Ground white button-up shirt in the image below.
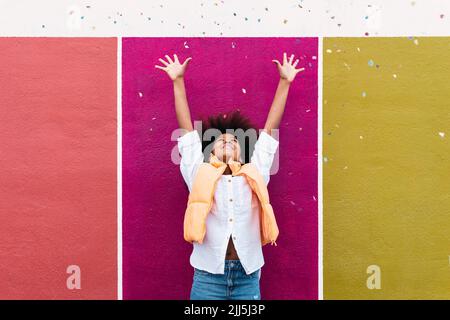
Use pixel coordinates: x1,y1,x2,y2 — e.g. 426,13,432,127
177,130,279,275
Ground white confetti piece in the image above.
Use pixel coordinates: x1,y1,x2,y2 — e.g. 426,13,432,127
438,132,445,138
183,41,189,48
242,88,246,94
138,92,143,98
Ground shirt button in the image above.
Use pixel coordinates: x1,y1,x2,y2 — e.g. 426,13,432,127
228,179,232,183
233,236,236,240
229,198,233,202
229,218,233,222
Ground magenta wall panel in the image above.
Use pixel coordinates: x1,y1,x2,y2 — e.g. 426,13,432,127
122,37,318,299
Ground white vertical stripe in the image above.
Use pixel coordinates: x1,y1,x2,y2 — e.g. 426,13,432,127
117,36,123,300
317,36,324,300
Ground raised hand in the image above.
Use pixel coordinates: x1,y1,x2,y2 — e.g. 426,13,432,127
272,52,305,83
155,54,192,81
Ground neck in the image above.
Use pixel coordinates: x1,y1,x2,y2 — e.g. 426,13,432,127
223,165,232,175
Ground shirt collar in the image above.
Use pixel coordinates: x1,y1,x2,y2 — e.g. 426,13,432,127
209,154,242,175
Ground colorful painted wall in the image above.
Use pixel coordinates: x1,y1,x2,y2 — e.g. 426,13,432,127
0,38,118,299
122,37,318,300
323,37,450,299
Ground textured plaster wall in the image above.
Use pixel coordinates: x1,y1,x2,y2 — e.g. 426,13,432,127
0,38,117,299
122,37,318,299
323,37,450,299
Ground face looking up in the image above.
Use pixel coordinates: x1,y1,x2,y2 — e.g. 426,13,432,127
211,133,242,164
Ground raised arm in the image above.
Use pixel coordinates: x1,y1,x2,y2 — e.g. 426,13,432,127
263,52,305,135
155,54,194,133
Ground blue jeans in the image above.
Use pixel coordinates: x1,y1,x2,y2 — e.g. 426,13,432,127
190,260,261,300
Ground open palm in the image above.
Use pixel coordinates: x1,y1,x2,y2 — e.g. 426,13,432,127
155,54,192,81
272,52,305,83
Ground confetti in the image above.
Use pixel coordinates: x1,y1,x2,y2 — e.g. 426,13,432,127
138,92,143,98
242,88,246,94
362,91,367,98
368,59,375,67
183,41,189,48
438,132,445,138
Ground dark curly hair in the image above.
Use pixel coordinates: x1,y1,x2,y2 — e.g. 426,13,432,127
198,110,258,163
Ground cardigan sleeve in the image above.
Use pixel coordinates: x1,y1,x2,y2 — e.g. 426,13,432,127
177,130,204,192
250,131,279,185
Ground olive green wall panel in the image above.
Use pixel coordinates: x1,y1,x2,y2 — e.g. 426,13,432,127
323,37,450,299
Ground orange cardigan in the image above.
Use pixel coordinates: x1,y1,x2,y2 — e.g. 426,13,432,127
183,154,279,246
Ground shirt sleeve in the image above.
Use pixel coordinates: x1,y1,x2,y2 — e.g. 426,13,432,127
177,130,204,192
250,131,279,185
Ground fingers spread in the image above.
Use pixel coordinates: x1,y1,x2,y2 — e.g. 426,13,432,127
296,67,305,73
292,59,299,68
183,57,192,65
158,58,169,66
154,65,166,70
283,52,287,64
165,54,174,64
289,54,294,64
173,54,180,63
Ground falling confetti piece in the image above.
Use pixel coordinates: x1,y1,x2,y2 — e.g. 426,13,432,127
368,59,375,67
360,135,364,139
362,91,367,98
290,201,296,206
152,117,156,120
231,42,236,48
183,41,189,48
324,157,328,162
312,56,317,60
138,92,143,98
344,166,348,170
357,47,361,52
313,196,317,201
393,74,397,79
414,39,419,45
438,132,445,138
326,49,332,53
242,88,246,94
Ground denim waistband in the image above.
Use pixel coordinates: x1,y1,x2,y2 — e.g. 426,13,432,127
224,259,244,270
